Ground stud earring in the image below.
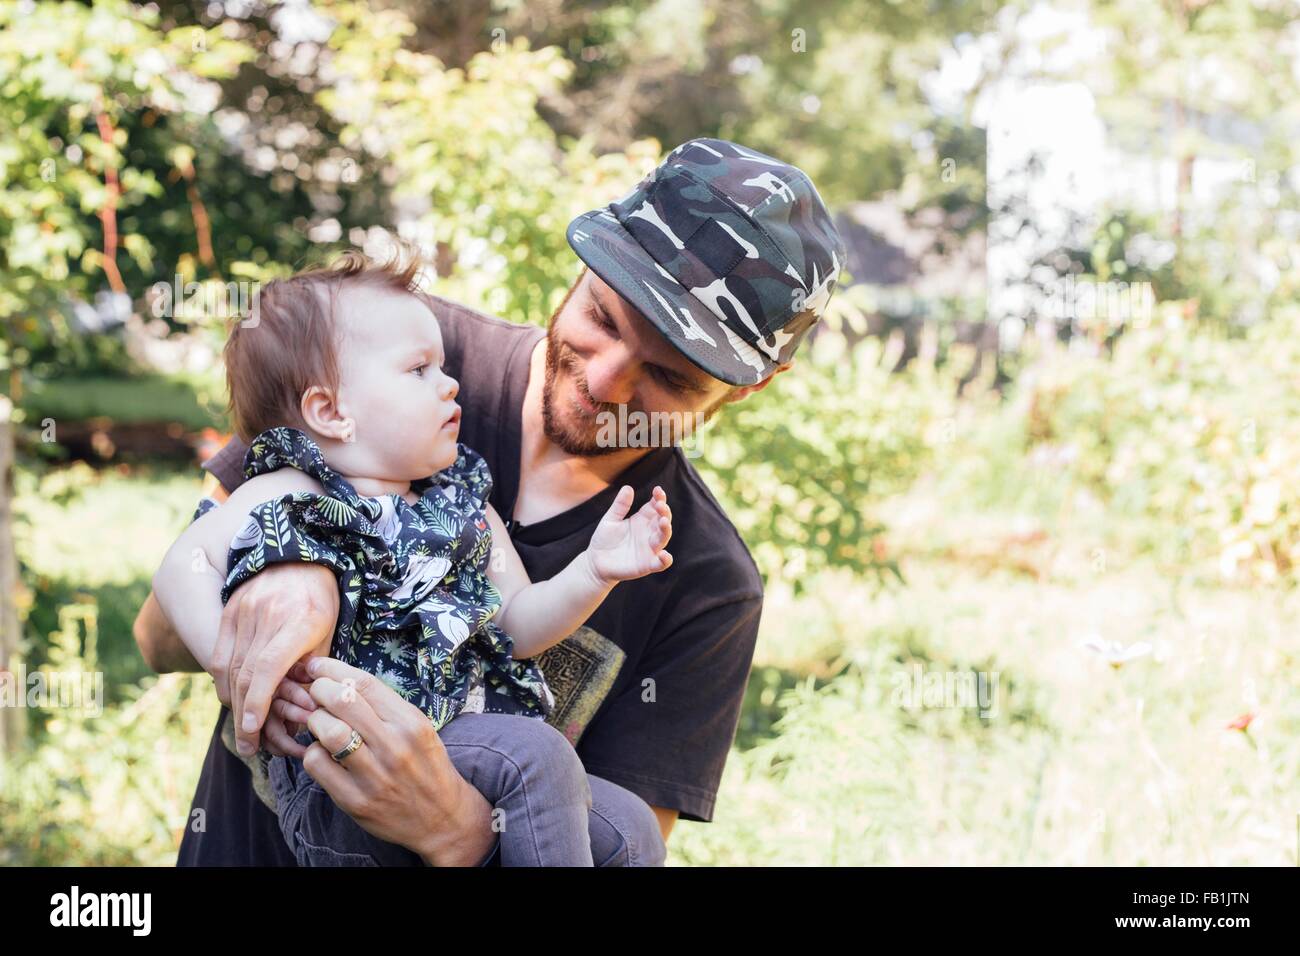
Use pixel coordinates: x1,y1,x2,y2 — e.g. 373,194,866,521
341,419,356,443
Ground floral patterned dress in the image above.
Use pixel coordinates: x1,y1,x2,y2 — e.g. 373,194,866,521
220,426,555,731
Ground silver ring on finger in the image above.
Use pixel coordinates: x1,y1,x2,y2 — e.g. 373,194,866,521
331,729,364,763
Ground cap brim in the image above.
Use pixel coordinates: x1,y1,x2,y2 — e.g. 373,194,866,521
566,209,776,387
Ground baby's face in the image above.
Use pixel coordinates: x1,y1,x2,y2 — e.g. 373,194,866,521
333,284,462,481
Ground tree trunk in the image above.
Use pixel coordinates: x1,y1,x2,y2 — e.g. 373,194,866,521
0,395,26,755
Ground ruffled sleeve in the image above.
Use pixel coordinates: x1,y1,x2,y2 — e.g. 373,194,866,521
219,427,391,653
434,442,494,513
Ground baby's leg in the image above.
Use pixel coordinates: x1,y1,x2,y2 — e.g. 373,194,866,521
267,715,608,867
267,737,424,867
438,712,595,867
586,774,668,867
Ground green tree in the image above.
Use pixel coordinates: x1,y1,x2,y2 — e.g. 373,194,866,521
0,0,254,384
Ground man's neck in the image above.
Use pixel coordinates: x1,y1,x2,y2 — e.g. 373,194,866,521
516,337,652,519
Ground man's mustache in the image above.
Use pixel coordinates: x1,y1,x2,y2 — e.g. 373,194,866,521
554,346,633,418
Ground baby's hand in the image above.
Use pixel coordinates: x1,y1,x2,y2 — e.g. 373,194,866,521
261,674,319,757
586,485,673,585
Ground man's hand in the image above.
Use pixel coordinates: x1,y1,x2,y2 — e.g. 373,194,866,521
211,562,338,757
292,657,497,866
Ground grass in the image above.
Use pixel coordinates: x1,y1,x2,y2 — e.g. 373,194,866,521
11,461,207,704
669,487,1300,866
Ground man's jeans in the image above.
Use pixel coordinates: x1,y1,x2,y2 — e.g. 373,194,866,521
268,711,667,867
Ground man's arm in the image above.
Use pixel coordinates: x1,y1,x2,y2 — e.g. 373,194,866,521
133,473,228,675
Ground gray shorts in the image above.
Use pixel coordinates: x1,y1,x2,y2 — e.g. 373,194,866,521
268,711,667,867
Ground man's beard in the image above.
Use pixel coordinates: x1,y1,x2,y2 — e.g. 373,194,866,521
541,315,624,457
539,284,733,458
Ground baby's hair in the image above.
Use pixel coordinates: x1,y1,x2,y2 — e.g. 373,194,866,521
224,243,429,442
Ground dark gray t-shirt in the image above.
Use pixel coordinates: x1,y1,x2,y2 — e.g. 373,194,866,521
178,294,763,864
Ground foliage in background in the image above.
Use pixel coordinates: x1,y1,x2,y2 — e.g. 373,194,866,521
10,461,207,698
1050,0,1300,332
696,322,970,592
315,0,660,324
0,0,253,383
673,559,1299,865
1007,301,1300,584
488,0,994,208
0,602,216,865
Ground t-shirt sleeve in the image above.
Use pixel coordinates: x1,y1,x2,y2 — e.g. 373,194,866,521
203,435,252,493
576,593,763,823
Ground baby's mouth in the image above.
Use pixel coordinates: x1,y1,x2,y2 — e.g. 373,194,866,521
442,407,461,430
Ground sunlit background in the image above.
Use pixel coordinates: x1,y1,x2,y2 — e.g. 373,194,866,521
1,0,1298,865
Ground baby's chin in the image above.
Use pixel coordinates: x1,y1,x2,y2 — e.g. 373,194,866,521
410,441,459,478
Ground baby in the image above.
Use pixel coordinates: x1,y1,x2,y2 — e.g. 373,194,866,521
153,250,674,866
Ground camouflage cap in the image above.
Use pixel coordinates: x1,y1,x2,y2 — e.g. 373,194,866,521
566,137,847,386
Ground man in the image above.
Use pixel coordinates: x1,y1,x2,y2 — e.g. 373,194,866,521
134,137,846,866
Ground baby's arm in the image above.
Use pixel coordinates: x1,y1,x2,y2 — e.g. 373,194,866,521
152,468,326,671
486,485,673,659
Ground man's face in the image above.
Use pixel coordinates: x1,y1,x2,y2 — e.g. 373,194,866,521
541,269,750,457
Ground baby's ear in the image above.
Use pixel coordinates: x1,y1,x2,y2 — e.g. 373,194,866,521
300,385,348,441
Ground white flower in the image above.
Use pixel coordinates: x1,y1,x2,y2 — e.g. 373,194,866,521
391,553,452,602
1082,635,1152,669
1245,479,1282,526
1218,540,1255,579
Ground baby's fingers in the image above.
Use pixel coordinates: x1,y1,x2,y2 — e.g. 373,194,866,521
277,678,317,714
634,494,660,522
262,716,308,759
652,486,671,519
651,514,673,549
272,695,316,727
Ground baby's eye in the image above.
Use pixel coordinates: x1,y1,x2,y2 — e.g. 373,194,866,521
410,363,429,377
